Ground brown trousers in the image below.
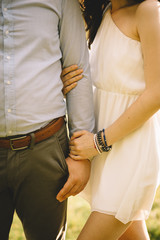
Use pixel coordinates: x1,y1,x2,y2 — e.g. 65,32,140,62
0,124,69,240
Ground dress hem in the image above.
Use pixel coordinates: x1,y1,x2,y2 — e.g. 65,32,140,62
91,208,150,224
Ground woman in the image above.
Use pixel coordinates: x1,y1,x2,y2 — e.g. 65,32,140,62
59,0,160,239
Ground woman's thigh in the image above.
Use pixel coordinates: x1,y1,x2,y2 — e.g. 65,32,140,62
77,211,131,240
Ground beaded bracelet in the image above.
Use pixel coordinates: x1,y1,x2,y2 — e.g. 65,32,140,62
102,129,107,147
102,128,112,152
97,130,106,152
93,134,102,154
93,130,112,155
97,129,112,152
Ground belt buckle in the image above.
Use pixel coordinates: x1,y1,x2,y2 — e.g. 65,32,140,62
10,136,28,151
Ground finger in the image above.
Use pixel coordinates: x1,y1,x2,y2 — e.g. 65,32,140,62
63,82,77,95
69,143,79,151
69,143,77,149
62,71,83,85
59,184,83,201
71,130,86,140
69,149,79,155
63,74,83,87
69,140,79,147
56,178,75,202
69,153,84,160
69,140,75,146
69,146,79,153
61,65,78,77
71,185,84,196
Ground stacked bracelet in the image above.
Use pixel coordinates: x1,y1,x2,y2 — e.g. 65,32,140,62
93,134,102,154
93,129,112,154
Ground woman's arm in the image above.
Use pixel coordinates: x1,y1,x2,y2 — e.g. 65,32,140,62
69,1,160,160
105,0,160,145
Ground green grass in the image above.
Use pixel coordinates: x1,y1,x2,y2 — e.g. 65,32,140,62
9,187,160,240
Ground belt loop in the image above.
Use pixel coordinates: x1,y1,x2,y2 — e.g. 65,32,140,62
29,133,35,150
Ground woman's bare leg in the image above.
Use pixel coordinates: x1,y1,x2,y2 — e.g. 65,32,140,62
118,220,150,240
77,211,131,240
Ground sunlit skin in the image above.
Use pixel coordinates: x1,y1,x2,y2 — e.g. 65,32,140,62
61,65,83,95
59,0,160,239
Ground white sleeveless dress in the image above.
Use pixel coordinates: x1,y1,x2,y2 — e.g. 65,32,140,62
82,7,160,224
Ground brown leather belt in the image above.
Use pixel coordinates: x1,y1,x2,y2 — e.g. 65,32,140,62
0,117,64,151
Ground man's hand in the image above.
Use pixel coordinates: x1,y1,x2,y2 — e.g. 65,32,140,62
56,157,91,202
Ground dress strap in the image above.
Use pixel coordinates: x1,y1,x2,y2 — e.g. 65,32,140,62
103,2,112,16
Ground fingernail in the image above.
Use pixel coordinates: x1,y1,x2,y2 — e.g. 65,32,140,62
56,197,62,202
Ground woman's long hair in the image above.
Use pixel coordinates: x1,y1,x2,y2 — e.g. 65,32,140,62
80,0,144,48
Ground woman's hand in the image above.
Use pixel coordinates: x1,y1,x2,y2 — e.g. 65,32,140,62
61,65,83,95
69,130,99,160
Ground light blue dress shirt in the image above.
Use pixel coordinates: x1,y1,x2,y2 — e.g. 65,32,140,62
0,0,95,137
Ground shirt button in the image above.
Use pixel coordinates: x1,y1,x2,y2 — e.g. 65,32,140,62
8,109,11,113
7,81,11,85
6,55,11,60
4,8,8,11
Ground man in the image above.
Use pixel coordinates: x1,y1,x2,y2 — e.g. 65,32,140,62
0,0,94,239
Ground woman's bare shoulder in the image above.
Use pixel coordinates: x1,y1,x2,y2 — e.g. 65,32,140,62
135,0,160,36
136,0,160,21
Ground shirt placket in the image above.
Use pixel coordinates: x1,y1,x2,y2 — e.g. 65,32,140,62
2,0,16,136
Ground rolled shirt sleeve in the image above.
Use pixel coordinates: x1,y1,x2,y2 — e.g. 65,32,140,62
59,0,95,136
